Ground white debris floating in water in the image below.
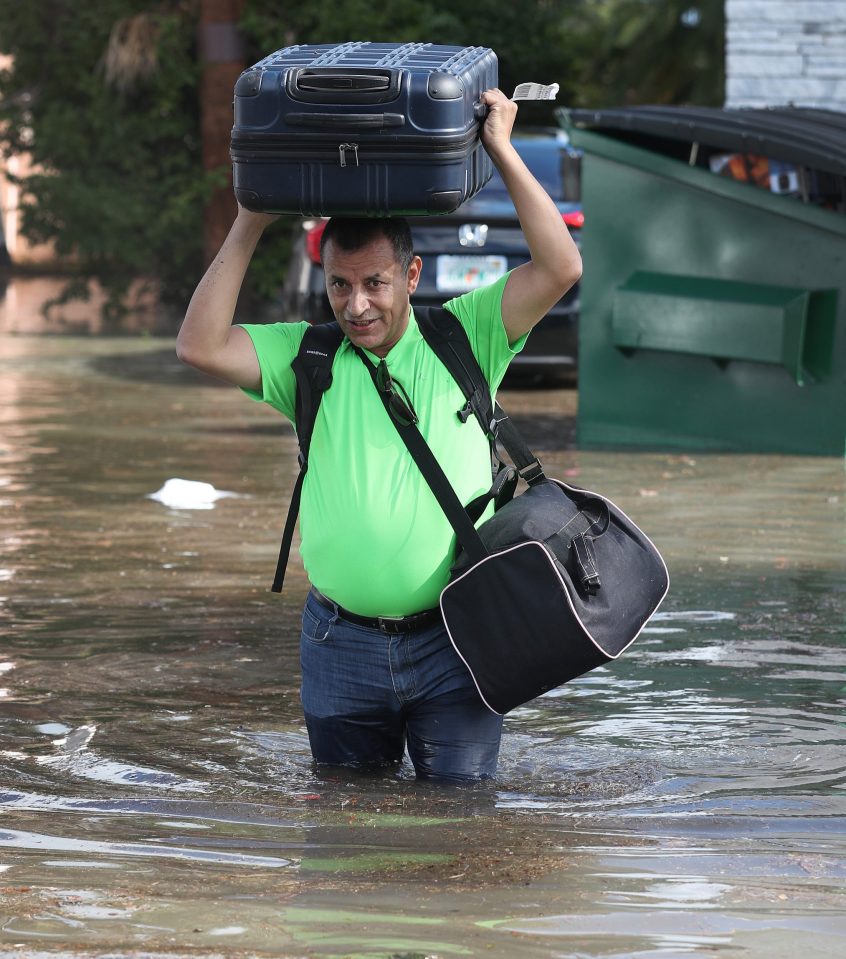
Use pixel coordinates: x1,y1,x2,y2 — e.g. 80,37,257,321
147,478,240,510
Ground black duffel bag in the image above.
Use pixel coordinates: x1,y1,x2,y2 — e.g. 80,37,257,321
440,476,669,714
352,326,669,716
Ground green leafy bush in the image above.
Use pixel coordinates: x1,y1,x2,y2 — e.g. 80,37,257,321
0,1,215,322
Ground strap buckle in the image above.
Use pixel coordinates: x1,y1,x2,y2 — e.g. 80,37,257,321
457,388,492,431
570,532,601,594
517,458,544,484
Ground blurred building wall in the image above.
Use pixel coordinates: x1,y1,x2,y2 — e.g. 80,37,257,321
0,54,61,267
726,0,846,109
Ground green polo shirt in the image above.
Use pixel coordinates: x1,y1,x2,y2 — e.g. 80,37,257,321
240,273,523,616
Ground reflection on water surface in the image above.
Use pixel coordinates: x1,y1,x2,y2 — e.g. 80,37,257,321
1,332,844,958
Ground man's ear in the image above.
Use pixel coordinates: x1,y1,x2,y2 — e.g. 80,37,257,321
406,255,423,295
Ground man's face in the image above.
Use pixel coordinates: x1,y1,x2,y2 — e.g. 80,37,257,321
323,235,422,358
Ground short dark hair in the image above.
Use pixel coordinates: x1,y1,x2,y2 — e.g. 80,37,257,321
320,217,414,272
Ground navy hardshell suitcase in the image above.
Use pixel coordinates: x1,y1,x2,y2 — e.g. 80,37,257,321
230,42,498,216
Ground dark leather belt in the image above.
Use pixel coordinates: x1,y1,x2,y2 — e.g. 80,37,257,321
310,587,442,635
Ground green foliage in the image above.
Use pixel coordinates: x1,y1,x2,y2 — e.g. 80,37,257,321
0,0,725,324
572,0,726,106
239,0,464,54
0,0,211,321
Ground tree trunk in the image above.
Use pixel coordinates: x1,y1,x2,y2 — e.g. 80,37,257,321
198,0,247,266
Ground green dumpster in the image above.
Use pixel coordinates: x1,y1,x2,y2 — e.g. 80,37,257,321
562,105,846,456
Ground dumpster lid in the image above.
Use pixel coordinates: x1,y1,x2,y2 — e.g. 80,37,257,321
564,105,846,177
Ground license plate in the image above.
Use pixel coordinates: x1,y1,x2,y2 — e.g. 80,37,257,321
435,254,508,293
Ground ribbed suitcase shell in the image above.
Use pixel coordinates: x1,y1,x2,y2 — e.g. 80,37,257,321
230,41,497,216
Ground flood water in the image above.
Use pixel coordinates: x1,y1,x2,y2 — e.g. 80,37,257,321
1,308,845,957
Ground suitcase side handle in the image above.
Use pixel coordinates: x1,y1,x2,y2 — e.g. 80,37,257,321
288,68,401,104
287,113,405,129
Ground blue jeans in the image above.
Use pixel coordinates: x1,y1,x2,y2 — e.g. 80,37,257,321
299,591,503,782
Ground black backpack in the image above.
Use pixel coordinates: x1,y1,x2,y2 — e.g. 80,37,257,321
271,306,538,593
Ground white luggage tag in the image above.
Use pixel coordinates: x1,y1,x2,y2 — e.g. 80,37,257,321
511,82,560,101
474,82,559,121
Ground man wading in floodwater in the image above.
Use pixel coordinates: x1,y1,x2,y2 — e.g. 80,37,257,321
176,89,582,782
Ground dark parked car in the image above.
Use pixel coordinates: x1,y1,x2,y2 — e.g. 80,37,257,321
281,129,583,381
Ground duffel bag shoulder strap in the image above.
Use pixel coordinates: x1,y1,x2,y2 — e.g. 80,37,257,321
271,321,344,593
415,305,545,487
351,342,489,567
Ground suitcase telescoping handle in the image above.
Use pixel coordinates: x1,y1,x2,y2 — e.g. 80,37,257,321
286,112,405,129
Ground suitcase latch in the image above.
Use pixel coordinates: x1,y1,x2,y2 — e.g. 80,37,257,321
339,142,359,168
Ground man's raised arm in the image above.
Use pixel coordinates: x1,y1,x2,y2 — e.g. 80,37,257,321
176,208,278,390
479,89,583,343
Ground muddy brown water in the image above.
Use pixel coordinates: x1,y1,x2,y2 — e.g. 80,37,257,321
1,315,845,957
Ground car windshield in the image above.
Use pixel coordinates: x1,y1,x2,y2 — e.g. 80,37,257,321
480,139,566,201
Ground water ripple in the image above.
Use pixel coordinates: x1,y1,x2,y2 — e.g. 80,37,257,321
0,828,291,867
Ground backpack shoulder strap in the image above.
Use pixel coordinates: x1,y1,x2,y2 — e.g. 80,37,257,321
414,305,496,440
272,321,344,593
291,321,344,464
415,305,545,487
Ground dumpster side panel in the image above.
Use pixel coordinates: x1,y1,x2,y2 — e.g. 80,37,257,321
572,131,846,456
